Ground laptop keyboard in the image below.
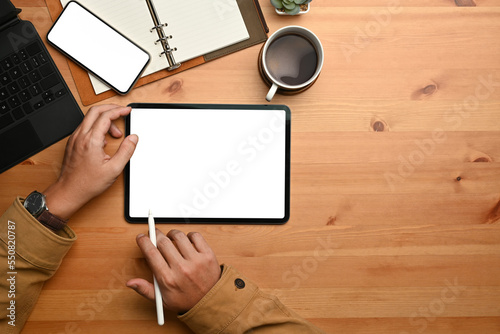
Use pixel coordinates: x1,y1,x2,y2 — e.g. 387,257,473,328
0,41,67,131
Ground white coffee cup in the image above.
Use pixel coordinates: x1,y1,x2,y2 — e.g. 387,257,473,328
260,26,324,102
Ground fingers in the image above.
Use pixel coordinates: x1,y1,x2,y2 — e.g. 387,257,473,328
187,231,214,254
136,234,171,277
156,229,184,265
108,121,123,138
80,104,124,132
107,134,138,174
78,104,136,174
136,230,213,274
132,230,220,313
167,229,198,260
126,278,156,302
71,105,131,149
92,106,132,141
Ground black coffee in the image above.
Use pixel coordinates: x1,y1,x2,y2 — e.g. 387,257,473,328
265,34,318,86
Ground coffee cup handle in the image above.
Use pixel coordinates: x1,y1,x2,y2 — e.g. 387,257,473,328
266,83,278,102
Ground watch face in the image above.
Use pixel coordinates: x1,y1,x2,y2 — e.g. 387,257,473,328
25,192,45,216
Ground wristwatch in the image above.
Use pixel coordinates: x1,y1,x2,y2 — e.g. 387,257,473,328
24,191,48,217
24,191,67,231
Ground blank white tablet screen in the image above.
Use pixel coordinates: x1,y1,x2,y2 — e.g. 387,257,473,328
128,107,287,219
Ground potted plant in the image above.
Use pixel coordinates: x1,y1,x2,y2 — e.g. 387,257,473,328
271,0,312,15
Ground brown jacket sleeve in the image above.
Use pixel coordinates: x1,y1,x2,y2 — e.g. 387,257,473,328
179,264,325,334
0,197,77,334
0,198,324,333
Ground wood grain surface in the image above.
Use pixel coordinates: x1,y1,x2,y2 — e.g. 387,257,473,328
2,0,500,333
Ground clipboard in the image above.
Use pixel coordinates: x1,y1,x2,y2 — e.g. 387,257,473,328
45,0,269,106
125,103,291,224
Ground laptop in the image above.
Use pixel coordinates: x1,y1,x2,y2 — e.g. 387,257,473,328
0,0,83,174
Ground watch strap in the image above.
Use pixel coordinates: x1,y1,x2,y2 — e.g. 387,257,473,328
0,0,21,26
38,210,68,232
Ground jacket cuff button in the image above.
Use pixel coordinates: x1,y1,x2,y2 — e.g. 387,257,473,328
234,278,245,289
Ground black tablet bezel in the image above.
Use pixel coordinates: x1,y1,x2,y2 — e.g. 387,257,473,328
124,103,291,224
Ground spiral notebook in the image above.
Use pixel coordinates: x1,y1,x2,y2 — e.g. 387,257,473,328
58,0,252,95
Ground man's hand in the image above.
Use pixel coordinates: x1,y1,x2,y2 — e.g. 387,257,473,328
127,229,222,314
44,104,138,220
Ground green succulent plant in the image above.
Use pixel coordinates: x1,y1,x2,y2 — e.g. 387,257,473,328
271,0,312,15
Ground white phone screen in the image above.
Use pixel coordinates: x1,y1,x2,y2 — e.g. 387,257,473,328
47,1,150,94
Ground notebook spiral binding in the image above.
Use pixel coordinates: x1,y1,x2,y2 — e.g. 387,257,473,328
145,0,181,71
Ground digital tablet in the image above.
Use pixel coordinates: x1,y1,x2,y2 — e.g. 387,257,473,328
125,103,291,224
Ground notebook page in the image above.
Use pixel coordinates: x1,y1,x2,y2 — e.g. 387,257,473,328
60,0,167,94
154,0,250,62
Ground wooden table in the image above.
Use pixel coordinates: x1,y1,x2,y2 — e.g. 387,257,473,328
2,0,500,333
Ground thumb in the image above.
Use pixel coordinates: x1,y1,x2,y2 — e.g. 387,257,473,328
110,134,138,170
126,278,156,302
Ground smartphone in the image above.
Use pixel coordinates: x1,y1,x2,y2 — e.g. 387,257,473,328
47,1,150,95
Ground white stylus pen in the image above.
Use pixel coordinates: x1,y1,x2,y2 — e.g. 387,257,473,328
148,209,165,326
